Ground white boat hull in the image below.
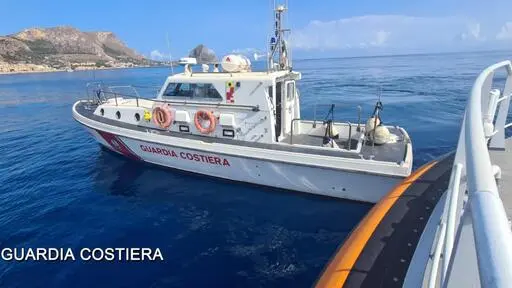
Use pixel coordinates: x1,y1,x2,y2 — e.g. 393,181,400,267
85,127,401,203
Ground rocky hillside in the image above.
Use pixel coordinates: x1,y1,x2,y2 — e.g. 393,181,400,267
0,26,150,70
189,44,217,64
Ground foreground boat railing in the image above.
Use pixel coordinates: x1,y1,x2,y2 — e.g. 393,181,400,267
428,61,512,287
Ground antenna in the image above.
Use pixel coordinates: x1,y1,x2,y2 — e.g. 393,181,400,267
166,32,174,75
285,0,292,69
371,86,384,154
267,0,274,71
268,1,291,71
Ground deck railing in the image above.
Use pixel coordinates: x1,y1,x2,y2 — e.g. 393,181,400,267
428,61,512,287
84,82,260,111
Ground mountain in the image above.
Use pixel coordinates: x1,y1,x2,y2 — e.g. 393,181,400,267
0,26,151,70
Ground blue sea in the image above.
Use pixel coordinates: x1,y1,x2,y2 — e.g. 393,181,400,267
0,51,510,287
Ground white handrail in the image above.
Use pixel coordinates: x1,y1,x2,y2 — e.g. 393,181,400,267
428,61,512,288
466,61,512,287
466,61,508,193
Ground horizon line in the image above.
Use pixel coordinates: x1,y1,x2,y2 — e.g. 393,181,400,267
293,48,511,62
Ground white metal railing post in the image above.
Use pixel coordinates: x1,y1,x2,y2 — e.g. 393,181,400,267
484,89,500,139
426,163,464,287
441,163,463,283
486,89,500,123
489,64,512,149
428,221,447,288
480,70,494,122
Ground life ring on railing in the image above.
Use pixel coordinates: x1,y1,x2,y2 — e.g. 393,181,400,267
152,104,173,129
194,110,217,134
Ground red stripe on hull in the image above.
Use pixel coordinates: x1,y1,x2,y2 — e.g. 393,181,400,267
96,130,142,161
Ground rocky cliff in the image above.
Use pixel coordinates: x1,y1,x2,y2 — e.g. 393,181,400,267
0,26,150,71
189,44,217,64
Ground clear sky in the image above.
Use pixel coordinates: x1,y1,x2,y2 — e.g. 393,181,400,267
1,0,511,59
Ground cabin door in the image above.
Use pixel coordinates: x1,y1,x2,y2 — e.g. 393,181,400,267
275,82,282,141
283,80,296,136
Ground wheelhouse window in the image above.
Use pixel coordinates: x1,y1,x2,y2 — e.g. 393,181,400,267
286,82,295,100
267,86,273,102
162,83,222,100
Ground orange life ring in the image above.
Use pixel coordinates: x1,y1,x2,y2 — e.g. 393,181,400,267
194,110,216,134
152,104,173,129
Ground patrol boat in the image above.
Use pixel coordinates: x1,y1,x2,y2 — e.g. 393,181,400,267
72,4,412,203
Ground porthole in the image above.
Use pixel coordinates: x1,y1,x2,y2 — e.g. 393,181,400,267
100,108,104,116
116,111,121,119
134,113,141,122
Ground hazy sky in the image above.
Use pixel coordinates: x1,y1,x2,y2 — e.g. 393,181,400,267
1,0,511,59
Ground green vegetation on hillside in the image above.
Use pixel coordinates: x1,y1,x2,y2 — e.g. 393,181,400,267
22,39,57,54
102,44,123,58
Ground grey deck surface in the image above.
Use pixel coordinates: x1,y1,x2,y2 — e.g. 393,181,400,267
282,128,408,163
489,137,512,221
283,134,359,149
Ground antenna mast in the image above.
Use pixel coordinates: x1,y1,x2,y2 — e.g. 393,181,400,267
268,2,291,72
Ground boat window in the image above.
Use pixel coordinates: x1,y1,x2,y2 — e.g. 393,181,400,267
267,86,273,102
162,83,222,100
286,82,295,100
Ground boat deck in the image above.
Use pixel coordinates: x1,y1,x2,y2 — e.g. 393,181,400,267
75,101,411,166
315,154,454,287
282,129,408,163
489,137,512,222
282,133,360,150
315,138,512,288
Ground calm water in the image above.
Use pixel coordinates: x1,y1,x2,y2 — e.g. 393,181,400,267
1,51,511,287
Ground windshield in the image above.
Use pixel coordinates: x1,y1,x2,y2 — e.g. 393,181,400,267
162,83,222,100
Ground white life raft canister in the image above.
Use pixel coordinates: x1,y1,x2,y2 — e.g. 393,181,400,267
221,54,252,73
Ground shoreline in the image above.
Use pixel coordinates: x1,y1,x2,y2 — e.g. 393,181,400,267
0,65,168,76
0,69,65,75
